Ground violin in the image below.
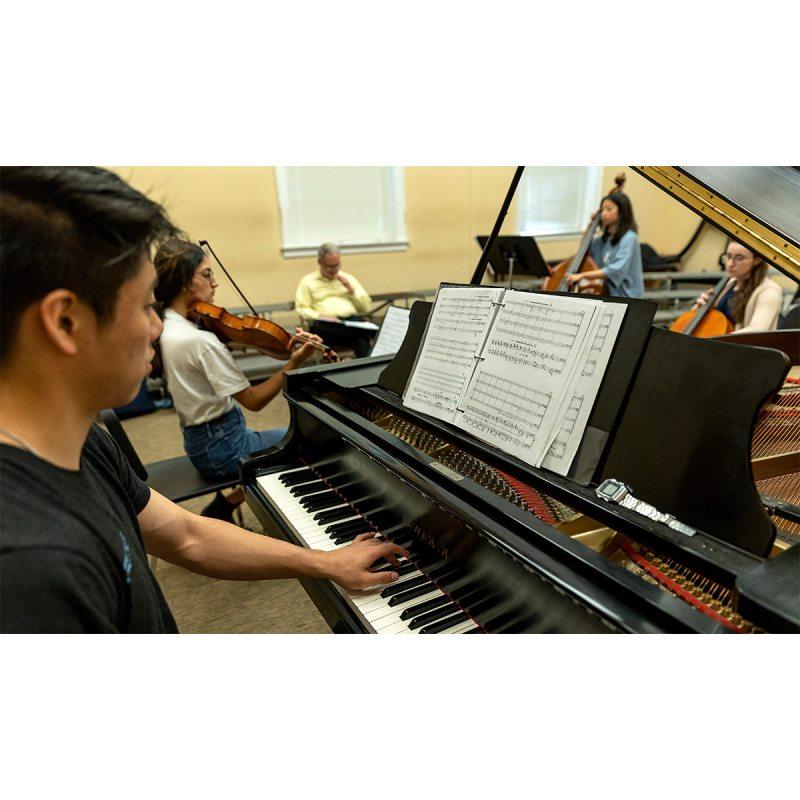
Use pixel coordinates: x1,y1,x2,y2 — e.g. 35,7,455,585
669,274,734,338
188,300,339,361
191,240,338,362
543,172,626,296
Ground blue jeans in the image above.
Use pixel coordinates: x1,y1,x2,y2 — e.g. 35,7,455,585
183,406,287,481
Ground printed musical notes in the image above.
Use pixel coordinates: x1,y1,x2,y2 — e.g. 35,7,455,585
404,287,504,420
370,305,411,357
541,303,626,474
402,285,626,476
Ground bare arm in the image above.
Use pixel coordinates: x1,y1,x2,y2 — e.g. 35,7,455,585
232,331,321,412
138,490,408,590
566,268,606,284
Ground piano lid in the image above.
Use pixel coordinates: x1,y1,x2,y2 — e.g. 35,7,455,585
632,166,800,281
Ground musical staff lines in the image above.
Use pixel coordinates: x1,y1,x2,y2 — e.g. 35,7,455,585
546,393,585,460
403,286,505,422
407,366,466,414
461,371,551,452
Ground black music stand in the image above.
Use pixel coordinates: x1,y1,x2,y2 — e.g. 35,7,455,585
475,235,549,287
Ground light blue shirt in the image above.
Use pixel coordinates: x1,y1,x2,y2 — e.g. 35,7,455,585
589,229,644,299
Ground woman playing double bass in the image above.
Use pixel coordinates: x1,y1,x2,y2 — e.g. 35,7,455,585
154,239,320,521
565,192,644,298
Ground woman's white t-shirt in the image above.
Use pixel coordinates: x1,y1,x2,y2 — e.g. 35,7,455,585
158,308,250,427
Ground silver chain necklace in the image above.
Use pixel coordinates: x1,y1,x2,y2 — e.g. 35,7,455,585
0,426,42,458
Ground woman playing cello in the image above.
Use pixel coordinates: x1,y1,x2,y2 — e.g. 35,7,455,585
154,239,320,521
691,240,783,334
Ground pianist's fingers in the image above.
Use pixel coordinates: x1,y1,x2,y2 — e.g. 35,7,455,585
326,536,410,590
354,533,403,567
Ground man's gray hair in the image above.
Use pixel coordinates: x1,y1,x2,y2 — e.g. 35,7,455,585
317,243,341,262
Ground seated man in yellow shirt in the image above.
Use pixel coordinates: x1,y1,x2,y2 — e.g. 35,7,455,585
295,243,375,357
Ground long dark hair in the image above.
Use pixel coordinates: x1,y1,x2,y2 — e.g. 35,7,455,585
601,191,637,246
153,238,206,312
726,239,768,325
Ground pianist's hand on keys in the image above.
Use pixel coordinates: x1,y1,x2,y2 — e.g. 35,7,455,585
324,532,409,591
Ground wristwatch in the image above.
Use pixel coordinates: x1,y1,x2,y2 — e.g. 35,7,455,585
595,478,696,537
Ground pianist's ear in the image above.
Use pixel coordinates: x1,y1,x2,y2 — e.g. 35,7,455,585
36,289,84,356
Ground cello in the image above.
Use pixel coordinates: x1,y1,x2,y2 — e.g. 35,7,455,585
542,172,626,295
190,240,338,362
669,274,734,338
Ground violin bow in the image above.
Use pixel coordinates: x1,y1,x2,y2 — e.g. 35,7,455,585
199,240,260,317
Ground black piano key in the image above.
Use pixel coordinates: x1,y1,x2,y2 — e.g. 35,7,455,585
301,491,341,511
390,529,414,547
419,611,469,634
426,565,466,586
408,602,461,630
372,561,418,578
380,574,429,599
326,518,366,537
480,610,518,633
387,581,439,607
314,506,354,523
447,580,485,605
334,531,368,546
290,480,327,497
464,627,485,633
400,592,451,619
399,593,452,621
416,555,448,573
280,469,315,486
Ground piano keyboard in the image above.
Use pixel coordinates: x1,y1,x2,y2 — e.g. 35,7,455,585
256,466,481,634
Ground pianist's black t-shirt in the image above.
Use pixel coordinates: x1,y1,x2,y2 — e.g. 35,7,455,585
0,425,178,633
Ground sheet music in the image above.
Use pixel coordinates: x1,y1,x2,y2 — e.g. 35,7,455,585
455,291,600,467
541,302,626,474
370,305,411,357
403,286,504,422
341,319,379,331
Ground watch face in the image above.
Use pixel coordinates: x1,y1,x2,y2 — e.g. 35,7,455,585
597,480,622,499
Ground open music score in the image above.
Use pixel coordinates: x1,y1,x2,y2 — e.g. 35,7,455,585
403,287,504,415
403,286,626,475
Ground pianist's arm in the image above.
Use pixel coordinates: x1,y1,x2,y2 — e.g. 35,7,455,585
137,490,408,591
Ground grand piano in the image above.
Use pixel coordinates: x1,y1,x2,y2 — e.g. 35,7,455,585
241,166,800,634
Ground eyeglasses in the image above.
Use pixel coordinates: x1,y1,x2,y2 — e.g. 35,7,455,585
196,269,215,283
718,253,751,268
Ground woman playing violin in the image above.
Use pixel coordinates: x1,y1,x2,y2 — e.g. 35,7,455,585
693,240,782,334
566,192,644,298
154,239,319,520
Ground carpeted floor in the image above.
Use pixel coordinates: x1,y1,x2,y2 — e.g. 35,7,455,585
121,396,330,634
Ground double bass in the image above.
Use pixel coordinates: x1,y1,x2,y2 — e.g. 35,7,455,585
669,274,734,338
543,172,626,295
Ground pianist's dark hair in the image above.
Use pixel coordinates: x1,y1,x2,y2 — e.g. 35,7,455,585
0,166,177,363
600,191,638,246
153,239,206,312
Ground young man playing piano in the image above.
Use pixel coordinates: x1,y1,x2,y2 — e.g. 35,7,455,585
0,167,407,633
